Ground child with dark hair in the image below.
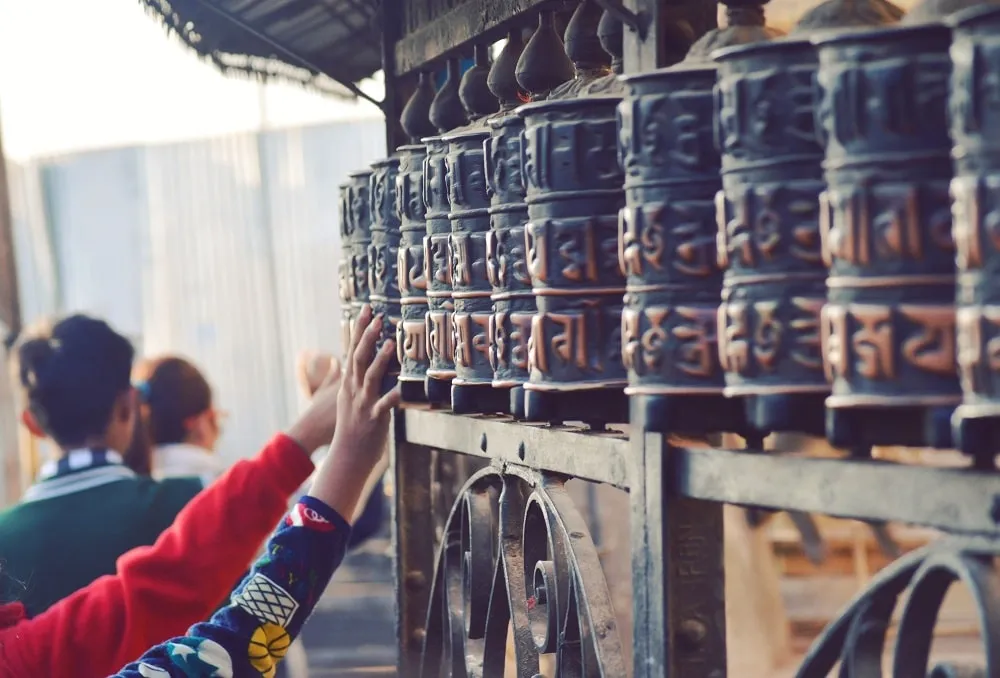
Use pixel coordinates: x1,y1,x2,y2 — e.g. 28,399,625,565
129,356,226,481
3,316,227,618
0,306,396,678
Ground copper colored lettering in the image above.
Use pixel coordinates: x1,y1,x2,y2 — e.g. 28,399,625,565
899,305,956,376
550,312,589,370
790,298,824,372
472,314,491,363
450,235,471,288
673,307,717,378
672,201,716,277
723,303,750,375
528,314,546,374
640,307,669,371
715,190,729,269
558,222,599,283
621,308,641,373
452,314,471,368
822,305,849,382
851,305,894,380
401,320,427,363
510,313,533,371
725,187,754,266
489,313,502,371
752,301,782,372
872,184,922,261
753,187,781,260
526,223,548,284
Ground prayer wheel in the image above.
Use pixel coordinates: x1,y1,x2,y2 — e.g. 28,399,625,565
422,135,456,404
445,127,505,413
346,169,372,354
949,4,1000,461
395,145,430,403
519,95,628,423
713,1,903,438
486,114,533,418
815,24,959,448
618,65,744,434
368,156,402,393
338,182,354,358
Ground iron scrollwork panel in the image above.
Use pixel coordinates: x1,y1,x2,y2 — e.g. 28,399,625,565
796,538,1000,677
419,466,627,678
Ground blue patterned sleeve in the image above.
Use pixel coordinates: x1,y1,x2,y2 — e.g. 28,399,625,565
112,496,351,678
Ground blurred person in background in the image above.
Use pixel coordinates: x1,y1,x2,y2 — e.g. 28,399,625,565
0,315,205,616
126,356,226,482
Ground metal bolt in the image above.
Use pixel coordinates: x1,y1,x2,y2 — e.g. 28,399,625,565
518,442,527,460
677,619,707,651
480,433,488,452
534,583,547,606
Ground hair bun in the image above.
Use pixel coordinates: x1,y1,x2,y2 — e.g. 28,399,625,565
17,337,56,389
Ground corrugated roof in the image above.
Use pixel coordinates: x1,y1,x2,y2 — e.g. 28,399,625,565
139,0,385,102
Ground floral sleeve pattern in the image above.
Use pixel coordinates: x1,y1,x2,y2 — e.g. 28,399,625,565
112,497,351,678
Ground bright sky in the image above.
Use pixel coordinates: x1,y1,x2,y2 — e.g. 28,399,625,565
0,0,384,161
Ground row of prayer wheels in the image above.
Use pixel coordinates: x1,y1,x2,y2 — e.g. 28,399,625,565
338,0,1000,462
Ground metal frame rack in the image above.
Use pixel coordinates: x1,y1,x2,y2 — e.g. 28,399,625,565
355,0,1000,675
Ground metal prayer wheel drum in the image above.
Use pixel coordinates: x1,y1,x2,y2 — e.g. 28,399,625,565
713,39,829,437
422,136,455,404
346,169,372,353
486,113,534,418
367,156,402,394
338,182,354,358
519,96,628,424
618,65,744,435
395,145,430,403
445,127,509,415
815,25,959,449
949,5,1000,460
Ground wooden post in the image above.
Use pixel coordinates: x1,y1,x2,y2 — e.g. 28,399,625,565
0,100,24,506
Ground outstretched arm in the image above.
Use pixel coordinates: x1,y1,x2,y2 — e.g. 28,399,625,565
113,305,399,678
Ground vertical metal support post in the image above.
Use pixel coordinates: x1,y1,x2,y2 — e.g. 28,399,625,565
623,0,717,72
631,402,727,678
380,0,406,154
390,411,436,677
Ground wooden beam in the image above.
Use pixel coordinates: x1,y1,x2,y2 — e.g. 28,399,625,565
393,0,567,75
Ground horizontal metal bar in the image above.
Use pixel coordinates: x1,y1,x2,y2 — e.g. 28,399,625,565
400,407,630,489
670,444,1000,537
394,0,565,75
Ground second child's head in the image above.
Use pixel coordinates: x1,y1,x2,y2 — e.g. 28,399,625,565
13,315,136,454
133,357,221,453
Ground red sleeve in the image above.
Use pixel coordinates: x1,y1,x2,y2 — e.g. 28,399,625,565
0,433,314,678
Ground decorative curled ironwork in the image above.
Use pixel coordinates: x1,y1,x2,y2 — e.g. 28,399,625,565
796,538,1000,677
419,466,627,678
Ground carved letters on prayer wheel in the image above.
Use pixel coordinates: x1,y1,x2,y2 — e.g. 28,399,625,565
814,25,959,449
519,96,628,424
396,145,430,403
486,113,533,418
368,157,402,393
445,127,506,414
713,40,830,437
618,65,744,434
949,5,1000,460
422,136,456,404
338,182,354,358
346,169,372,353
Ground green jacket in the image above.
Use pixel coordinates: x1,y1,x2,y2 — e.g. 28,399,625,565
0,451,202,617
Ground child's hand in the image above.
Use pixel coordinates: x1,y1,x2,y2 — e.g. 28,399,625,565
286,357,343,453
297,350,336,398
308,305,400,519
